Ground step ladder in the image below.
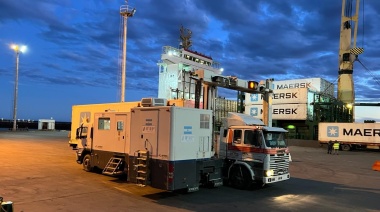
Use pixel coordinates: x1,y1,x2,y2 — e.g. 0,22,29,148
103,157,123,175
134,150,149,187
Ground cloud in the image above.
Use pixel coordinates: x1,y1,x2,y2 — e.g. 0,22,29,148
0,0,379,121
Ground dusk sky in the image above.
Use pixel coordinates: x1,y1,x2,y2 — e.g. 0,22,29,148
1,0,379,122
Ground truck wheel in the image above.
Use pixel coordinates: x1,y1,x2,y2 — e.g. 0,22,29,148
230,165,251,190
83,154,93,172
342,144,351,151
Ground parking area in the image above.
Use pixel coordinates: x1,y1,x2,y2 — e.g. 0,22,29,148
1,130,379,212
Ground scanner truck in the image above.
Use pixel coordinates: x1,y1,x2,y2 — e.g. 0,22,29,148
75,98,290,192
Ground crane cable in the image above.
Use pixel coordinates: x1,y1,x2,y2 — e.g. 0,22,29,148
355,1,380,88
318,76,340,99
356,58,380,87
361,0,365,47
346,0,353,18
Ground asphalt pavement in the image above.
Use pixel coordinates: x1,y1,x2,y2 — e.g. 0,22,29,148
1,130,379,212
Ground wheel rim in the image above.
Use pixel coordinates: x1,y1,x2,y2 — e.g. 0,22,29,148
83,157,91,171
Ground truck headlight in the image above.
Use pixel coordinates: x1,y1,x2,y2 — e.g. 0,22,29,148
265,170,274,177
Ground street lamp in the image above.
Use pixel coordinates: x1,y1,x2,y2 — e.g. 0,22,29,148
119,1,136,102
10,44,27,131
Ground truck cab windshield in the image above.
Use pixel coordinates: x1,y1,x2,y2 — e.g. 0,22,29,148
264,132,287,148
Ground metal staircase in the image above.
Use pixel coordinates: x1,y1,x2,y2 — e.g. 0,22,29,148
103,157,124,176
134,150,149,187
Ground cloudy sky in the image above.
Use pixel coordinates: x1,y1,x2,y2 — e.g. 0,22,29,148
0,0,379,122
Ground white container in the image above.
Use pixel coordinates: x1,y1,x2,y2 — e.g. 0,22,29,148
318,122,380,144
245,104,308,120
245,88,309,105
273,78,334,96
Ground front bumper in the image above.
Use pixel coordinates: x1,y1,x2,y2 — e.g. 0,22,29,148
263,173,290,184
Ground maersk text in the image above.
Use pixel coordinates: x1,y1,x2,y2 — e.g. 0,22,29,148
273,93,298,99
343,128,380,136
276,83,310,89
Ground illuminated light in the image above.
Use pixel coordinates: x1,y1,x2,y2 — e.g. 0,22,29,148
287,125,295,129
248,81,258,90
20,45,27,53
168,51,173,56
346,103,353,109
220,68,224,72
265,169,274,177
10,44,27,53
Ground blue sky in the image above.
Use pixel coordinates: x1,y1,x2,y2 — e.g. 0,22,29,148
1,0,379,122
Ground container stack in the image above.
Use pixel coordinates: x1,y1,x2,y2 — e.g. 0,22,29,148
244,78,335,122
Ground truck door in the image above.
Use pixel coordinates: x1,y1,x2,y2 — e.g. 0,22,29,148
115,114,128,153
226,129,243,160
140,110,159,157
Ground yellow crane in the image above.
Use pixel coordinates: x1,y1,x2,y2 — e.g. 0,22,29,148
338,0,364,120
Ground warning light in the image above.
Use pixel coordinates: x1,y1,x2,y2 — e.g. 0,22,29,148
248,81,258,90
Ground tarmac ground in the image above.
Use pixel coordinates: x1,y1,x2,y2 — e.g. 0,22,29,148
1,130,379,212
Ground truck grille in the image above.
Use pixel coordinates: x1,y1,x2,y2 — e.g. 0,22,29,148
269,154,290,176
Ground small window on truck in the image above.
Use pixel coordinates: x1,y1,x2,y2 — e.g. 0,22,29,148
233,130,242,144
76,126,88,139
98,118,111,130
200,114,210,129
117,121,123,131
81,127,88,137
244,130,260,146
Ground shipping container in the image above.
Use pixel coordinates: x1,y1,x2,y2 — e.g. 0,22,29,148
245,88,310,105
318,122,380,151
245,104,310,120
272,78,334,96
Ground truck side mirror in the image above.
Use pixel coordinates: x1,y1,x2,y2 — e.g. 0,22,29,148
90,127,93,139
76,128,81,139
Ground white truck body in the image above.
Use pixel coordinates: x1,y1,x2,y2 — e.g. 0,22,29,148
318,122,380,150
76,105,223,192
69,99,187,149
129,106,214,161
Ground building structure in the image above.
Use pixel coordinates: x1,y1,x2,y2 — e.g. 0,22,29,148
38,119,55,130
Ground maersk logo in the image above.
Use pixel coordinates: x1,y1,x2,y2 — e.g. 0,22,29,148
327,126,339,137
250,107,259,117
250,94,259,102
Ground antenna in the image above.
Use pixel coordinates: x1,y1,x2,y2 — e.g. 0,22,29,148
179,25,192,49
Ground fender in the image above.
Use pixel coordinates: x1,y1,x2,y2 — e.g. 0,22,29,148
228,161,255,180
76,148,91,164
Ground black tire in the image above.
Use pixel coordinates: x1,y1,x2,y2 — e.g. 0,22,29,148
342,144,351,151
83,154,93,172
230,165,252,190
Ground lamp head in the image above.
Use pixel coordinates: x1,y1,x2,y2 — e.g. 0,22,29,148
11,44,27,53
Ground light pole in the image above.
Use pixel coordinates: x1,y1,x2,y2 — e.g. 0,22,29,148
119,1,136,102
10,44,27,131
